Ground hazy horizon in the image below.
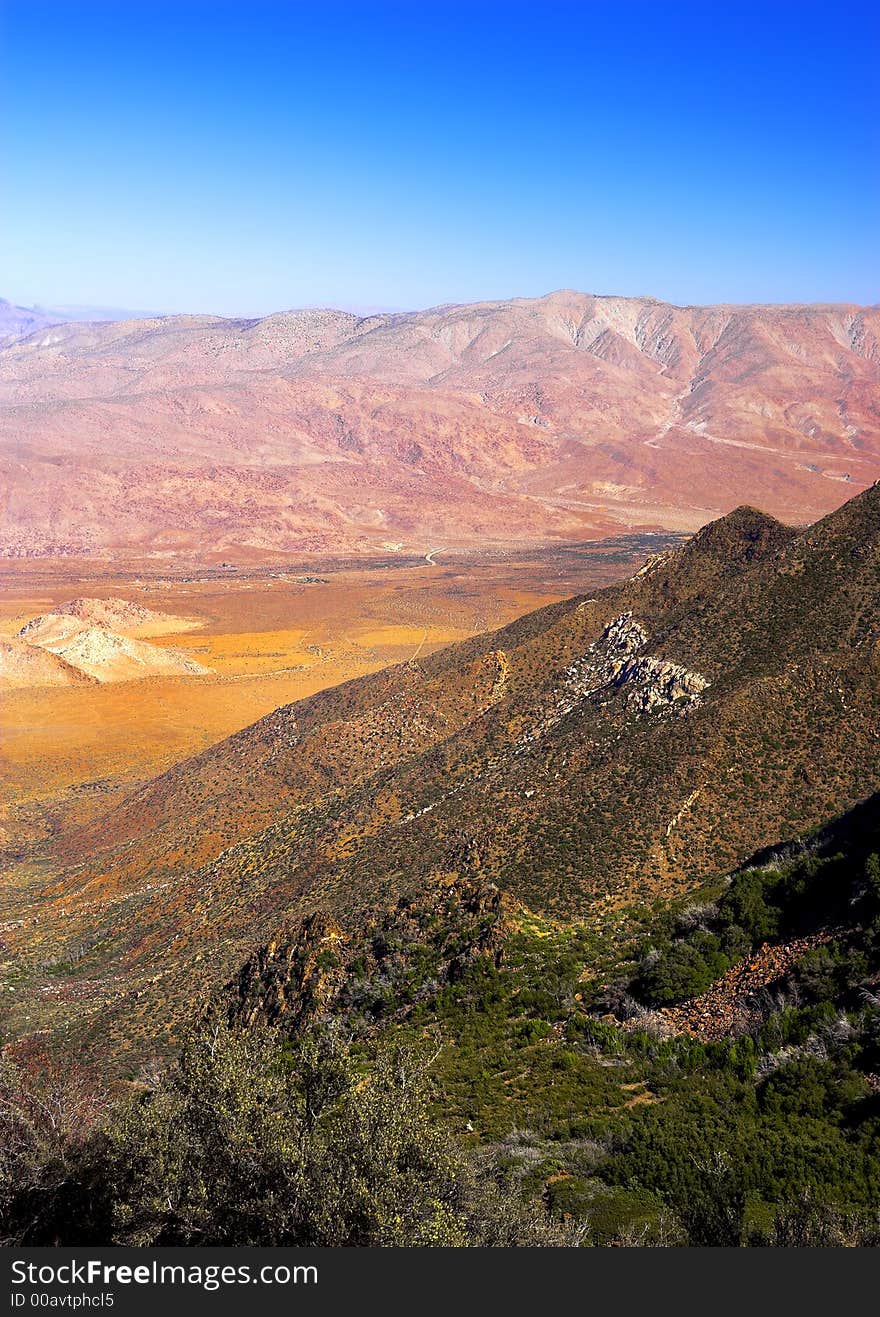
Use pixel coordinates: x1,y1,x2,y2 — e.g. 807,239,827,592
6,285,880,328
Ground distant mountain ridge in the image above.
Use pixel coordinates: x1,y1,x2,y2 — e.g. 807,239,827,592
1,290,878,560
0,298,68,343
0,298,154,344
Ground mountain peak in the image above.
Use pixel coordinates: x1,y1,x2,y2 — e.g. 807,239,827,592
677,504,794,571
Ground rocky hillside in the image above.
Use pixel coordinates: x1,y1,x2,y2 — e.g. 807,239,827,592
2,485,878,1065
215,877,514,1040
1,291,878,560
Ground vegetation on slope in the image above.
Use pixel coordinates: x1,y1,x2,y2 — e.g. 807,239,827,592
4,795,880,1246
631,792,880,1009
0,1026,574,1247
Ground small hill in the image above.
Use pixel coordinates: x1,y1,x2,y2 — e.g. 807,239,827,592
35,625,210,683
7,597,209,687
0,637,94,690
51,596,199,637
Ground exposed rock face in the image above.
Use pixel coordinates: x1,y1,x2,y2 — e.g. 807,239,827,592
596,611,649,664
564,611,708,713
223,912,349,1034
565,611,647,695
14,622,209,684
613,655,709,712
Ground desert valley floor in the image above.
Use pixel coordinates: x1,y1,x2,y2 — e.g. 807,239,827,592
0,533,677,858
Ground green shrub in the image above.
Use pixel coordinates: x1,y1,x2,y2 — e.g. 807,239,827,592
637,933,729,1005
1,1025,567,1247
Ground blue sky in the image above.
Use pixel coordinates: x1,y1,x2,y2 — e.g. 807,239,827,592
1,0,877,314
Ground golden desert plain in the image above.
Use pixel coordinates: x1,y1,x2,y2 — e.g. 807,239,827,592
0,534,678,860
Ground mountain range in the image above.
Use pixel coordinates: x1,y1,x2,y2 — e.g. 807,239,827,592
4,482,878,1068
1,291,878,560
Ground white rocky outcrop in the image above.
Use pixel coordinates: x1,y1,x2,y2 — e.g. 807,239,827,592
612,654,709,712
564,612,708,714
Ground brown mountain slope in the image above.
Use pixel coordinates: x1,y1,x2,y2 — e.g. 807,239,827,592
2,484,878,1067
1,292,878,560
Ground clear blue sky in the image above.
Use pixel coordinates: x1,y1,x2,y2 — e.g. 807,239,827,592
1,0,877,315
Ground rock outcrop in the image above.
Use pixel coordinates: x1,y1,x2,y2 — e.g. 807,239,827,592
217,878,514,1038
565,611,708,713
613,654,709,712
222,912,349,1035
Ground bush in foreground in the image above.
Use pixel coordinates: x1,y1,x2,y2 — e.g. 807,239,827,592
1,1024,573,1247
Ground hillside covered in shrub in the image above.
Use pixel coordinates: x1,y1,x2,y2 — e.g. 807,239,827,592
5,794,880,1246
